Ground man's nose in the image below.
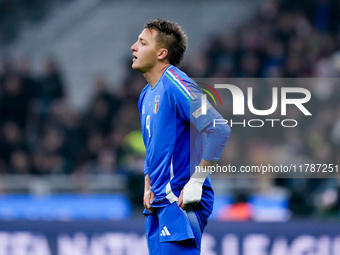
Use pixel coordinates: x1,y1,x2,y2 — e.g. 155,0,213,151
131,42,137,51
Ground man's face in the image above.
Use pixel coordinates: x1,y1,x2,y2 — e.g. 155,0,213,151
131,29,160,73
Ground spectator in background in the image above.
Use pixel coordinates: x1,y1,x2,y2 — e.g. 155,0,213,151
9,150,31,174
0,75,30,128
81,148,118,174
0,121,27,168
36,56,65,129
39,57,65,102
0,57,13,86
17,57,37,102
84,75,122,136
84,97,112,135
92,74,122,117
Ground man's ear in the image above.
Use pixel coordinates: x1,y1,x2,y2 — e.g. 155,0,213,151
157,48,168,60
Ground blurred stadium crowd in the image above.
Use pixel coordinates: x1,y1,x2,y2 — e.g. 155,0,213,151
0,0,340,219
0,56,144,175
0,0,71,45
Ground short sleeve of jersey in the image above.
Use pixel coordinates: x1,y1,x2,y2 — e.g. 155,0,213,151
163,68,221,132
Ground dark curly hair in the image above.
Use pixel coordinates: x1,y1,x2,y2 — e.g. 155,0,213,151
145,19,188,66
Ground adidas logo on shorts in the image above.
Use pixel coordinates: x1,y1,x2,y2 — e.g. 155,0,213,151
160,226,171,236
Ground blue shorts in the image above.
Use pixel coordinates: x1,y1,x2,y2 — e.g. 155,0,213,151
145,202,211,255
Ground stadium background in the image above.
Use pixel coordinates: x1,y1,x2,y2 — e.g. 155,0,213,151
0,0,340,254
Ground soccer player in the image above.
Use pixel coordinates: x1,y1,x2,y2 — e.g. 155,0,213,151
131,19,230,255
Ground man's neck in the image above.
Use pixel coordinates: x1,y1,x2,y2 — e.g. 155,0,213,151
144,64,170,88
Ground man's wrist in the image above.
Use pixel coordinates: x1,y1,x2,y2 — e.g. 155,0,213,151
183,177,203,204
191,166,210,184
188,175,205,186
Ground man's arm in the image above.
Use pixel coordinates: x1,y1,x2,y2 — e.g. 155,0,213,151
144,173,156,213
178,119,231,209
178,159,215,209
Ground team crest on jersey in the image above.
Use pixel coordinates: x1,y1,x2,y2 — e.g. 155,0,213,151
153,95,160,114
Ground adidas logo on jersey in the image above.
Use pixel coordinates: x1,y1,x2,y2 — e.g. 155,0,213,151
160,226,171,236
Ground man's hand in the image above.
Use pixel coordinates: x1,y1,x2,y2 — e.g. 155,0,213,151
144,174,156,213
144,189,156,213
178,159,215,210
178,178,203,209
178,189,186,209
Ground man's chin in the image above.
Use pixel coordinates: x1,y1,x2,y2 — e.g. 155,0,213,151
131,63,138,70
132,63,143,72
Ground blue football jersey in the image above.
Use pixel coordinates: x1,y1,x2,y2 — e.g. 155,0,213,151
138,65,222,213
